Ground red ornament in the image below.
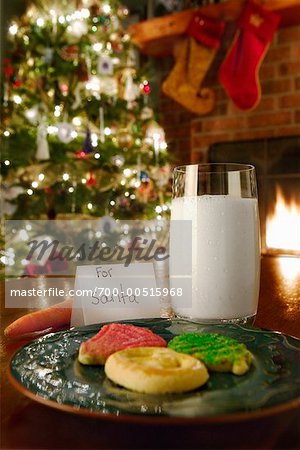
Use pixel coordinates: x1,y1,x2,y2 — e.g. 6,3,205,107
13,78,22,88
87,172,96,186
111,41,122,53
60,45,79,61
76,150,87,158
3,58,21,86
3,59,13,79
143,82,151,95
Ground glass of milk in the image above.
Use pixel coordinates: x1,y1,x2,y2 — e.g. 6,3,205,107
169,163,260,324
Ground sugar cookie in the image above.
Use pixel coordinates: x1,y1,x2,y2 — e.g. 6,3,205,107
168,333,252,375
79,323,166,365
104,346,209,394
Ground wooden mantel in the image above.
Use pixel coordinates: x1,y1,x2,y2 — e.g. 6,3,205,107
128,0,300,57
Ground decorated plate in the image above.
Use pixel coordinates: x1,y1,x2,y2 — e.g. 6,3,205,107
8,319,300,423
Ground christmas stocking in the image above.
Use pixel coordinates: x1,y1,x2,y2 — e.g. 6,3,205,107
219,1,280,110
162,13,224,115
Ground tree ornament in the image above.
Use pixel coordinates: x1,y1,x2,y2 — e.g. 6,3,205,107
83,127,93,154
3,58,13,80
117,5,129,19
111,40,123,53
3,58,21,87
220,1,280,110
59,45,79,61
101,77,118,96
110,32,119,42
162,13,225,115
72,84,83,109
136,179,155,203
43,48,54,64
146,121,166,148
126,48,138,68
58,80,69,96
76,150,87,158
111,155,125,167
57,122,74,143
3,82,9,106
117,128,133,149
36,118,50,160
123,69,137,104
87,172,96,186
146,121,166,163
140,170,150,182
86,75,101,96
140,106,154,121
98,55,114,75
142,81,151,95
10,76,22,88
76,58,89,82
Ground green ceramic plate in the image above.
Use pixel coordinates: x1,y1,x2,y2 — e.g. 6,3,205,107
9,319,300,422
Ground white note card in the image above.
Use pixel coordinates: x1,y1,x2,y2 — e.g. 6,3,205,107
72,263,161,326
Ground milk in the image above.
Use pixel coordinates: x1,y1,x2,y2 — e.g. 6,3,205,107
170,195,260,321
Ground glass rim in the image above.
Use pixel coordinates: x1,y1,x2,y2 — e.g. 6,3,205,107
173,163,256,174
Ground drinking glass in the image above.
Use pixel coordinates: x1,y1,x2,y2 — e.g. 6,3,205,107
169,163,260,324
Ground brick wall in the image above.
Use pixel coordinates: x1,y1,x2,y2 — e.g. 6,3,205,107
159,25,300,165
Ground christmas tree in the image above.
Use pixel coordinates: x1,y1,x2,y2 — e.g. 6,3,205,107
1,0,171,220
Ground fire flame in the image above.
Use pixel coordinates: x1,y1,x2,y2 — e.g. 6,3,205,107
266,186,300,253
278,257,300,282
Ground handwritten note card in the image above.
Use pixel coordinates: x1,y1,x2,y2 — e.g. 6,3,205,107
72,263,161,326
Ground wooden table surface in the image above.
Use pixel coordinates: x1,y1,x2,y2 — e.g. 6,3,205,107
1,255,300,450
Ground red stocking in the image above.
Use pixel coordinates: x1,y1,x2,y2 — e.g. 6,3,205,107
219,1,280,110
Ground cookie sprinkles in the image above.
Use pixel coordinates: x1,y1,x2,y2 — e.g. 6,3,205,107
168,333,253,375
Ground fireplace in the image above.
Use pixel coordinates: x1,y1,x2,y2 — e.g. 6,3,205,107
208,135,300,256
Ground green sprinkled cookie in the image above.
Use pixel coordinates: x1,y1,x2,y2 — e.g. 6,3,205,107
168,333,253,375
